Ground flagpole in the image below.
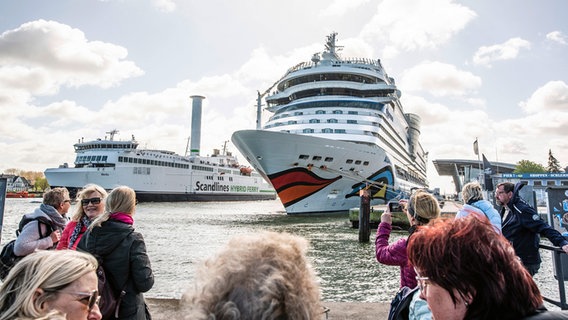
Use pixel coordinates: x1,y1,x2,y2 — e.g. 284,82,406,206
473,138,482,187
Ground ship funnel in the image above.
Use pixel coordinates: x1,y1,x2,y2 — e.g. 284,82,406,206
190,95,205,156
405,113,421,161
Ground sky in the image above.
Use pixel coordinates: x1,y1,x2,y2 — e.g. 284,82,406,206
1,0,567,194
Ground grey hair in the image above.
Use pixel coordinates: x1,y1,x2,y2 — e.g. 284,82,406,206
182,231,322,320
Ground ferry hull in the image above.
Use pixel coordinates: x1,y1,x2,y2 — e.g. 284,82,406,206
45,166,276,202
232,130,406,214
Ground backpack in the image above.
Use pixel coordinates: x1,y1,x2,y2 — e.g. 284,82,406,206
95,254,127,320
388,286,419,320
0,216,54,280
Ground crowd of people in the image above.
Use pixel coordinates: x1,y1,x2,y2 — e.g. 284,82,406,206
1,180,568,319
0,185,153,320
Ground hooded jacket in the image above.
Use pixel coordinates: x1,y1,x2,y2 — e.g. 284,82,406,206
502,183,568,265
78,219,154,320
375,223,417,288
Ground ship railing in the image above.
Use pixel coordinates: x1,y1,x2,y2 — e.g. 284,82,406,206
286,58,383,74
539,243,568,310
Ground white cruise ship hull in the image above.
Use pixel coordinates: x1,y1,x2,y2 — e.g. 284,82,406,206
232,130,408,214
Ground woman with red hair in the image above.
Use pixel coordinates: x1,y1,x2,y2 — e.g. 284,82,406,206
408,215,568,319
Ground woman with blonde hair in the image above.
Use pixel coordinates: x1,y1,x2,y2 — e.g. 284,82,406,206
78,186,154,320
456,181,501,233
376,189,441,288
0,250,101,320
57,184,108,250
376,189,440,320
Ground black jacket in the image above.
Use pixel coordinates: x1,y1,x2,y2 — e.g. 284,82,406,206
78,220,154,320
502,183,568,265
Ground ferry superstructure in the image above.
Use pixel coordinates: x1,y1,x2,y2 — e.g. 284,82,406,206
232,33,428,214
45,96,276,201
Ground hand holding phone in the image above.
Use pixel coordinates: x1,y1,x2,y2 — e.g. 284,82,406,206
388,201,403,213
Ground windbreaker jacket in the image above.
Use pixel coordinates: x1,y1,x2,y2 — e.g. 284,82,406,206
456,199,502,233
502,183,568,265
375,222,417,288
78,220,154,320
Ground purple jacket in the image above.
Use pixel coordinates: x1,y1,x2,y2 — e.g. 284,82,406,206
375,222,417,288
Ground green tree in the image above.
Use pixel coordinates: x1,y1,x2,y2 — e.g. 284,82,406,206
34,177,49,192
547,149,563,173
514,160,546,173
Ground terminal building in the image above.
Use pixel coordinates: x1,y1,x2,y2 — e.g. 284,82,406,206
433,159,568,205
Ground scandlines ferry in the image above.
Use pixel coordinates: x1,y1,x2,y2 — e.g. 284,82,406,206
45,97,276,202
232,33,428,214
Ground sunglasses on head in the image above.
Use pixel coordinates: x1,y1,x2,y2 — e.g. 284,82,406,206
81,197,101,205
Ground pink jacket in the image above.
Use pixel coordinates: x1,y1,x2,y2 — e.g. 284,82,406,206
56,221,86,250
375,222,417,288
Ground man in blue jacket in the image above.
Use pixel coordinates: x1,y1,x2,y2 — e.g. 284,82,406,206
495,182,568,276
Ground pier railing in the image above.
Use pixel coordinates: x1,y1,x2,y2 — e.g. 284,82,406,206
539,243,568,310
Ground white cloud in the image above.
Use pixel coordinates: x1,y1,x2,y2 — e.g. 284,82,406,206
152,0,177,12
472,37,531,67
0,20,143,91
400,61,482,97
546,31,568,45
319,0,371,17
360,0,476,56
520,81,568,114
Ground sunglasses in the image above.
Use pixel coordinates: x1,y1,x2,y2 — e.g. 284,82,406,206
59,290,100,311
81,197,102,205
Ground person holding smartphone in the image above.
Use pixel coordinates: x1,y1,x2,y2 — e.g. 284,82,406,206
375,190,441,288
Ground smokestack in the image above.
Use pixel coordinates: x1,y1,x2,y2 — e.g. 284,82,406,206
190,95,205,156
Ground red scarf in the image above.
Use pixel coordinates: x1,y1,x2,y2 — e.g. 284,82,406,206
109,212,134,225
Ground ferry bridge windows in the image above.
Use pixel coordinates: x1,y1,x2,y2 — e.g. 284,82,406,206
334,129,346,133
322,128,333,133
133,167,150,175
303,129,314,133
309,119,320,124
327,119,338,123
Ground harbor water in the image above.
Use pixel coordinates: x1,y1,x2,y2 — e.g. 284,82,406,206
0,198,562,305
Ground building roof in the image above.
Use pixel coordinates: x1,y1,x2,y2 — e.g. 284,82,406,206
433,159,516,176
432,159,516,194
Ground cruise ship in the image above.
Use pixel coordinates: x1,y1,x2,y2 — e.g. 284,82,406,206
231,33,428,214
45,96,276,202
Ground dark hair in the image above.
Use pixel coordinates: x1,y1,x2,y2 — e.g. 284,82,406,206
408,216,542,319
496,182,514,193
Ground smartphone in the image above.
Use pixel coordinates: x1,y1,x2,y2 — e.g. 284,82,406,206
388,201,403,213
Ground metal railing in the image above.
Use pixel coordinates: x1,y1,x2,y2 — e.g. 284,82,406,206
539,243,568,309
